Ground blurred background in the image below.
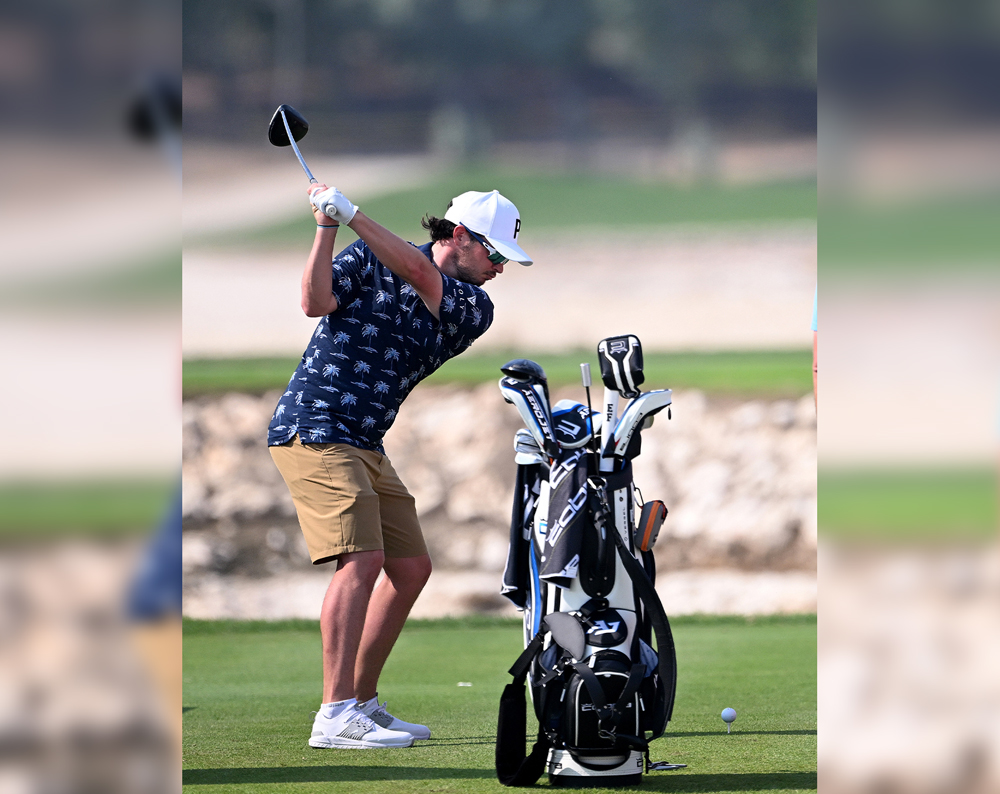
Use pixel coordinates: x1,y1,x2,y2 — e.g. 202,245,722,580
819,2,1000,793
2,0,819,790
0,1,181,792
181,0,816,623
181,7,816,782
8,0,998,789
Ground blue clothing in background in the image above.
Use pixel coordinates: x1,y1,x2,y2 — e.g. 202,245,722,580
127,486,182,621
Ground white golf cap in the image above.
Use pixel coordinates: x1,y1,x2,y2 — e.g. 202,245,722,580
444,190,532,266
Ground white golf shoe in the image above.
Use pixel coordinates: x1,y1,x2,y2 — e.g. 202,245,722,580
309,703,414,749
358,695,431,740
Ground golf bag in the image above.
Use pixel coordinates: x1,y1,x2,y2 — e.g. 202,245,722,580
495,335,678,787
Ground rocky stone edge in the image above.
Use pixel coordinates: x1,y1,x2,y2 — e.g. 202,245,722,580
183,384,817,582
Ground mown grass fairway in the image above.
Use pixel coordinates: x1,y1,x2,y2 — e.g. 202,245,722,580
188,171,816,250
183,616,815,793
0,478,176,539
819,467,998,542
183,349,812,399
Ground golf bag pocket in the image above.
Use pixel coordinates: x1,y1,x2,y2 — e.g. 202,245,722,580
563,651,645,760
636,500,667,552
636,639,667,734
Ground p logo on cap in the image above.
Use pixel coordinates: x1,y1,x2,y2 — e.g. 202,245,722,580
444,190,532,266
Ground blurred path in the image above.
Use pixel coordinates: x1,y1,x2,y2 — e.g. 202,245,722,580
1,140,178,278
823,279,1000,466
183,145,436,236
0,311,179,477
184,223,816,356
183,143,816,356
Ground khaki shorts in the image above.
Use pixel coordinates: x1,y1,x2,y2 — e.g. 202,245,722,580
269,437,426,564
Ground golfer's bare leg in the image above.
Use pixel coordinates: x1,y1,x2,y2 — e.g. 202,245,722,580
354,553,432,702
320,549,385,703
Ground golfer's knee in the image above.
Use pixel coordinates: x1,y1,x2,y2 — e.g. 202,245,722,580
413,554,432,585
386,554,432,590
338,549,385,588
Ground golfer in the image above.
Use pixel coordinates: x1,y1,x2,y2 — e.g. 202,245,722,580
268,183,532,748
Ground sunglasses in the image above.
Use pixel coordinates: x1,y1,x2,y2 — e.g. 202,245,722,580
464,228,509,266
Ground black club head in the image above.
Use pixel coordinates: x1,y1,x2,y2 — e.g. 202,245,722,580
268,104,309,146
501,358,549,401
500,358,547,383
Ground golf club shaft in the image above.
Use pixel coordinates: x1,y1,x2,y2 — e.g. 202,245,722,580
599,386,619,472
281,109,317,183
581,363,597,453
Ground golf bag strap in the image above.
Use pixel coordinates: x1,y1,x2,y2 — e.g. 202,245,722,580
497,629,553,786
571,662,609,716
609,524,678,729
618,662,647,713
577,597,609,619
496,680,552,786
508,631,545,681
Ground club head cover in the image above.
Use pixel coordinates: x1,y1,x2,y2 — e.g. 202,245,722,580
498,376,559,459
551,400,598,449
597,334,644,398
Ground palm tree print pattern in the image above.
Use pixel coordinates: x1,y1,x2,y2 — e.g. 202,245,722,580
267,239,493,452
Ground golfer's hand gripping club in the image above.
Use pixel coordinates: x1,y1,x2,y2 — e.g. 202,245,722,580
280,109,318,184
310,184,359,224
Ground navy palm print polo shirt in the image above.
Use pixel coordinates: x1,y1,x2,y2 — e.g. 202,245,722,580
267,241,494,452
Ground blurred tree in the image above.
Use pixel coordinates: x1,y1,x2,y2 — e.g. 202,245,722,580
182,0,817,148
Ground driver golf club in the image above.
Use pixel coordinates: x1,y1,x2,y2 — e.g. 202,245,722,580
268,104,317,184
500,359,558,459
501,358,550,403
499,375,560,460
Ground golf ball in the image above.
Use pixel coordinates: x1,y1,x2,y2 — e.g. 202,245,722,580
721,708,737,723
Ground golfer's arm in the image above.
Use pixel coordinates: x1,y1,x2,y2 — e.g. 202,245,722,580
347,211,443,319
301,227,340,316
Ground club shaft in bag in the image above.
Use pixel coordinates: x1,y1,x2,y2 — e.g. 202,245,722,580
281,109,318,183
599,386,619,472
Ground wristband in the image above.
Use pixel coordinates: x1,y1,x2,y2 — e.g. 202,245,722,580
317,224,339,229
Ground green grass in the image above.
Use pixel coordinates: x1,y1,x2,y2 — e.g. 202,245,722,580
184,349,812,399
183,615,816,792
0,478,176,539
0,249,181,307
819,467,998,542
190,171,816,249
821,193,1000,272
183,356,304,398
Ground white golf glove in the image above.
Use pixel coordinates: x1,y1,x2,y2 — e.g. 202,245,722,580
309,186,358,224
